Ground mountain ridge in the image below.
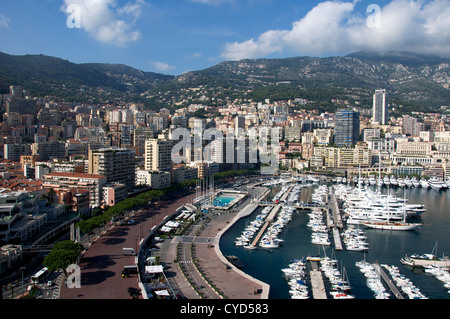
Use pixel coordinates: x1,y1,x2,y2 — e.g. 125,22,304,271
0,51,449,110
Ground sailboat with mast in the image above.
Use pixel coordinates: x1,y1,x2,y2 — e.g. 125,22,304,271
401,241,450,267
361,191,424,231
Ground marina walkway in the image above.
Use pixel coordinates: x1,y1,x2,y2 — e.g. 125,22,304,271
373,263,404,299
332,228,343,250
329,186,343,229
279,185,294,202
251,205,281,247
309,261,327,299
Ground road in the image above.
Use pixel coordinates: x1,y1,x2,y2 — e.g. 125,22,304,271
59,192,195,299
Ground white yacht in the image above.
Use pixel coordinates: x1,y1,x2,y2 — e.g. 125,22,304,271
420,178,430,189
390,176,398,186
404,177,412,188
362,220,423,231
397,178,406,188
411,177,420,188
383,176,390,186
429,177,444,190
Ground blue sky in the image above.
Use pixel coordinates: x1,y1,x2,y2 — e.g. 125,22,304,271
0,0,449,75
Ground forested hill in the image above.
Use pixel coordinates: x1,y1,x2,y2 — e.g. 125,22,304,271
1,50,449,111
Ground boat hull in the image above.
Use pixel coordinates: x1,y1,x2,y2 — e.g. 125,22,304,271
362,222,422,231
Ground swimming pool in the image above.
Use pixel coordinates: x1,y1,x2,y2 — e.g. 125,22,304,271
213,196,237,206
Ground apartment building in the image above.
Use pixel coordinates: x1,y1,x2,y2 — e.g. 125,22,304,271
102,183,127,206
396,142,433,157
42,172,107,208
313,146,372,168
144,139,173,173
88,147,136,190
172,165,198,184
136,170,171,190
0,190,44,243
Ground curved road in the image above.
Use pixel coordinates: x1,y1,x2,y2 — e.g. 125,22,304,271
59,192,195,299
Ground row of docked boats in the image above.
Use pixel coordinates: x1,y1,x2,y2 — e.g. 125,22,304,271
234,206,272,248
319,257,354,299
334,184,425,231
259,206,295,249
423,265,450,294
309,186,331,246
382,264,428,299
309,211,330,246
262,176,319,187
355,260,391,299
311,185,328,205
335,175,450,190
342,226,369,251
282,259,310,299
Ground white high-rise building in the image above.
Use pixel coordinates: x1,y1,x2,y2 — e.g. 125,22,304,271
145,139,173,173
372,89,389,124
234,116,245,136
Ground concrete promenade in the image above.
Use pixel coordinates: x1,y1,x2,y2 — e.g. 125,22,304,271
59,186,271,299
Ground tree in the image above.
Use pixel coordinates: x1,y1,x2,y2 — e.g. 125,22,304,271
43,240,84,276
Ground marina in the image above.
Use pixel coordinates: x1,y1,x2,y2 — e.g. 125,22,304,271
220,178,450,299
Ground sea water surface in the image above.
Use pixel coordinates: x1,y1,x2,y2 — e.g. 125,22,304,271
219,184,450,299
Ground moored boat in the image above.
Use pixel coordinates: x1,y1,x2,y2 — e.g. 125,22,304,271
362,221,423,231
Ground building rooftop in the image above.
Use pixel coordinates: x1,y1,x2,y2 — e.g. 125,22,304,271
44,172,106,179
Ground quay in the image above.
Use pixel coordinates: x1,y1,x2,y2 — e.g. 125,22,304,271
373,263,404,299
309,261,327,299
279,185,294,202
251,205,282,247
332,227,343,250
328,186,343,229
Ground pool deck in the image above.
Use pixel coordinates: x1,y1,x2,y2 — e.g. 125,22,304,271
211,191,248,210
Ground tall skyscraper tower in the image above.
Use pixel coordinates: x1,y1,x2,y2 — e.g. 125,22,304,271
334,109,360,147
372,89,389,124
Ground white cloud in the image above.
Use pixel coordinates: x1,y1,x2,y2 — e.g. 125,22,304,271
221,0,450,60
61,0,145,47
0,13,10,29
151,61,176,72
189,0,235,5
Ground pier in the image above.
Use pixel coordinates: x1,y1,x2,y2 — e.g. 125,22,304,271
373,263,404,299
308,261,327,299
250,205,282,247
279,185,294,202
328,186,343,229
332,227,343,250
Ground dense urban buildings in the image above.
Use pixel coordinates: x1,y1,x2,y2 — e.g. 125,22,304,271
1,82,450,278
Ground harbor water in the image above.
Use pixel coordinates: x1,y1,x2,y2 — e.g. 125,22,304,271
219,184,450,299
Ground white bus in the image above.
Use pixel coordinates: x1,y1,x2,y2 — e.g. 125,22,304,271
31,267,48,284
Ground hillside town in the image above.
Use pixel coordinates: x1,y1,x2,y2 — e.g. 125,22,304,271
1,84,450,279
